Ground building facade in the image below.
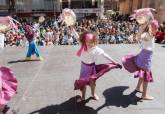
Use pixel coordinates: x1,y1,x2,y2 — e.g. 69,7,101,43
13,0,104,18
0,0,15,16
0,0,164,22
118,0,165,22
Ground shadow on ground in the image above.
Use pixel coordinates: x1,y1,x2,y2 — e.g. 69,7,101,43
96,86,142,111
29,86,142,114
29,96,97,114
2,105,10,114
8,59,40,64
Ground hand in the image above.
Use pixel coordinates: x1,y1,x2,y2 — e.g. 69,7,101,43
117,64,122,69
113,62,122,69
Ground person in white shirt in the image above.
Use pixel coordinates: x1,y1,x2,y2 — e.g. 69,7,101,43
122,8,159,100
74,31,122,102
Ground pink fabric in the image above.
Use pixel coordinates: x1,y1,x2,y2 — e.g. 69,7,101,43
0,16,18,30
62,8,76,18
122,54,153,82
0,16,10,26
74,63,121,90
151,19,159,29
134,70,153,82
76,33,95,56
76,45,87,56
0,66,18,106
122,54,139,73
134,8,156,19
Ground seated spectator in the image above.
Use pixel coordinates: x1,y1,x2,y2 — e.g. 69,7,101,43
155,27,165,43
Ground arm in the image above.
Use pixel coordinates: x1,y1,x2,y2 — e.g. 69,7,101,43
94,47,121,67
102,52,118,64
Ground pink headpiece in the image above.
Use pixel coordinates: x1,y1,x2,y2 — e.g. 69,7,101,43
131,8,156,23
76,32,95,56
150,19,159,29
134,8,156,19
0,16,18,31
61,8,76,26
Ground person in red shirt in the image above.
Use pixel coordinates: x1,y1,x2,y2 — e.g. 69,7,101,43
25,25,43,61
155,27,165,43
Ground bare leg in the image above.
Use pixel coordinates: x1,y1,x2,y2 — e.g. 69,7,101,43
136,78,143,93
0,105,5,114
77,86,86,102
81,86,86,100
90,80,99,100
142,81,154,100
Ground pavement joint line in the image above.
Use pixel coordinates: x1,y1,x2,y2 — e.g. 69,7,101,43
8,46,53,114
72,45,78,114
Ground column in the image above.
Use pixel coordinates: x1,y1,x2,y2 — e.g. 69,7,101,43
100,0,104,18
92,0,95,6
26,0,32,12
57,0,62,11
68,0,71,8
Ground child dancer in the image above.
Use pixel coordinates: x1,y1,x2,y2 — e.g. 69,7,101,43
25,25,43,61
122,8,159,100
74,31,122,101
0,66,18,114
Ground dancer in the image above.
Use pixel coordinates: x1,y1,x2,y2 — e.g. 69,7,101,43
74,31,122,101
0,17,18,114
0,66,18,114
122,8,159,100
25,24,43,61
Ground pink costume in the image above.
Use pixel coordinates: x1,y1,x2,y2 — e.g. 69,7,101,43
0,66,18,107
74,32,122,90
122,8,159,82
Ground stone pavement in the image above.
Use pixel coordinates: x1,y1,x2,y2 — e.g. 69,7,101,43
0,44,165,114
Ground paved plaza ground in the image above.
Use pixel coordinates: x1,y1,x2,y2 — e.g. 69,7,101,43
0,44,165,114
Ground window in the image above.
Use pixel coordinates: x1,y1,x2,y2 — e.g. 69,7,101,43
149,0,155,8
16,0,56,12
0,0,7,5
31,0,54,11
138,0,142,9
160,0,165,9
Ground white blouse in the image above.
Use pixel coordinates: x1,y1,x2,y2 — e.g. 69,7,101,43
80,46,114,64
139,32,155,51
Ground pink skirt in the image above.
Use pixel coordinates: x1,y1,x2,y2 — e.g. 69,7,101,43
0,66,18,106
122,54,153,82
74,62,121,90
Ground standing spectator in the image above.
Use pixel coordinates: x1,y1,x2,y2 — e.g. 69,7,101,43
155,27,165,43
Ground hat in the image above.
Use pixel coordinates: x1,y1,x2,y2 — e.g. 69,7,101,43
131,8,156,25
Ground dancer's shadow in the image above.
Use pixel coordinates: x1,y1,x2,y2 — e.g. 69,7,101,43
8,59,40,64
96,86,142,111
2,105,10,114
29,96,97,114
161,45,165,48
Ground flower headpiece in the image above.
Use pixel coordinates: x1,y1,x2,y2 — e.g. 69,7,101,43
131,8,156,25
76,32,96,56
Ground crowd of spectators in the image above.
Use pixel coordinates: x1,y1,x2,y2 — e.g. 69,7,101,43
2,15,165,47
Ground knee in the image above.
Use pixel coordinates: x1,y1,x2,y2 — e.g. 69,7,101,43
89,80,96,86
